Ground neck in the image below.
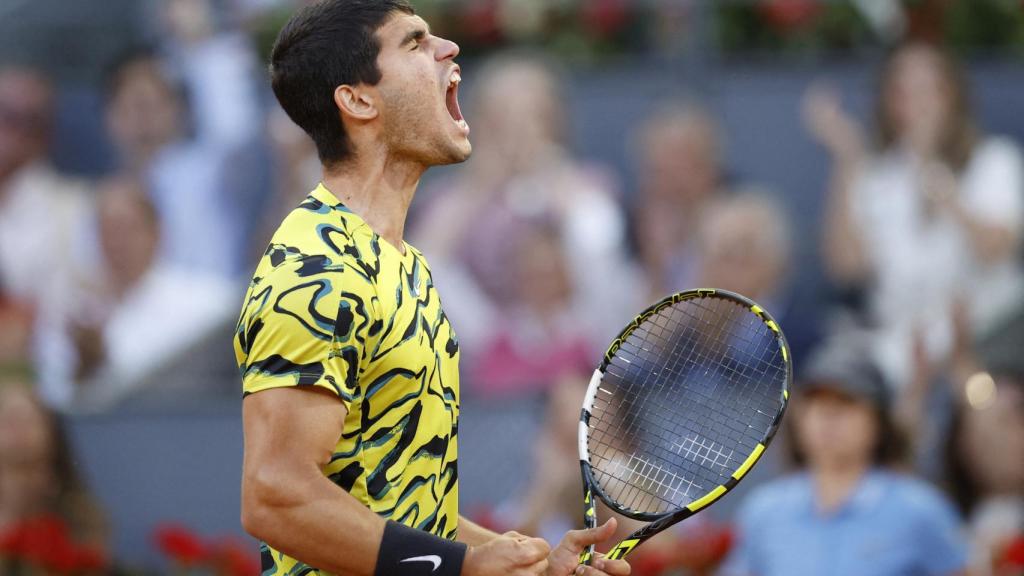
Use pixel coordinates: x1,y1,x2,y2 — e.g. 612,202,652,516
321,152,424,252
811,458,870,513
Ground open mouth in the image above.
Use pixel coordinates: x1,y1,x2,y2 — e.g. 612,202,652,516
445,69,469,133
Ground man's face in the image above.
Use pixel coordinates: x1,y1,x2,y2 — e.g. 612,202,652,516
106,61,181,163
371,13,471,167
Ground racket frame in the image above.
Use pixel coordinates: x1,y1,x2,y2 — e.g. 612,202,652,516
577,288,791,564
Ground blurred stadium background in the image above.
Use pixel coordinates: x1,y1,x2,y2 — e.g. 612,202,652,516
1,0,1024,574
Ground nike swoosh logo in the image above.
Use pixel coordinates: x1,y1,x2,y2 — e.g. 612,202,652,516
399,555,442,571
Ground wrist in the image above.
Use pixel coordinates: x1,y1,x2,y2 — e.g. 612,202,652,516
375,520,467,576
461,545,476,576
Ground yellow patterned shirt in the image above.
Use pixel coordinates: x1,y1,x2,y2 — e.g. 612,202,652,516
234,183,461,575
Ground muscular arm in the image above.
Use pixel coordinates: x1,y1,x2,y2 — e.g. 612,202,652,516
241,388,558,576
241,387,385,575
457,516,501,546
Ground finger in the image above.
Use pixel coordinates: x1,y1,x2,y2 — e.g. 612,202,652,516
575,565,624,576
591,557,631,576
562,517,618,550
516,536,551,565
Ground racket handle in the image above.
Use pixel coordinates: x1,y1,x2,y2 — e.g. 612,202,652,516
579,486,597,565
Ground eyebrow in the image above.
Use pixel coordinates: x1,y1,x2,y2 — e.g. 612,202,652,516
399,26,428,47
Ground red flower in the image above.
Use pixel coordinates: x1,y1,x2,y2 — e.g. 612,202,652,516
629,546,672,575
676,523,735,571
582,0,630,38
18,515,73,568
73,545,109,573
0,522,24,555
209,537,261,576
0,515,109,574
759,0,821,31
154,523,209,566
997,534,1024,569
459,0,503,45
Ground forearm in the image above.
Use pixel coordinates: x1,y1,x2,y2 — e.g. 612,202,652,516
457,516,501,546
243,467,385,575
823,162,870,283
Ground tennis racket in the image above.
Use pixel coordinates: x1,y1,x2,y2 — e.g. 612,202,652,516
578,288,791,564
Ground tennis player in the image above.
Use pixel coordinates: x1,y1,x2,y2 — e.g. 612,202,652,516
235,2,631,576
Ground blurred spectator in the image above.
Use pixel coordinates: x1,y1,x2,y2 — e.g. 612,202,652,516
512,376,588,543
691,191,817,362
254,108,321,254
0,292,33,368
943,306,1024,576
104,40,261,279
722,335,968,576
0,66,96,324
0,377,108,550
806,42,1024,388
694,192,790,304
41,176,237,411
633,101,726,298
469,221,593,397
411,52,640,378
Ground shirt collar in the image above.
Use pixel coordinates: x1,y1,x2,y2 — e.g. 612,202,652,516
796,469,888,518
309,183,368,232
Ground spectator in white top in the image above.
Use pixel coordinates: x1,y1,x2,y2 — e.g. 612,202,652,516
805,42,1024,388
0,66,95,313
48,176,237,411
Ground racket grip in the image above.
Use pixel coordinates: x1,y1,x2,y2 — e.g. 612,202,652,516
579,486,597,566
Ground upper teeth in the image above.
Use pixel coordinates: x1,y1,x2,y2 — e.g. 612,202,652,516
450,72,461,87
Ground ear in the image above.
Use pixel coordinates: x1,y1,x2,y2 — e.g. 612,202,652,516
334,85,378,122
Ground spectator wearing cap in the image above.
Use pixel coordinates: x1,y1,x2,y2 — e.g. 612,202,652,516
722,335,968,576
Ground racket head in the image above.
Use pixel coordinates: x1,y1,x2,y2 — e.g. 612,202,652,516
579,288,791,526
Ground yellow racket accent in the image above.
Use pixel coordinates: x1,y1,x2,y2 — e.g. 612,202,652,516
732,443,766,480
585,491,595,518
686,485,727,513
606,539,641,560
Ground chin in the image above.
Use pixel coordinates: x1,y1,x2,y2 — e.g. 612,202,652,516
430,137,472,166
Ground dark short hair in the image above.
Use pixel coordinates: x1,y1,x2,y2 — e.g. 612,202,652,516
270,0,415,168
786,389,909,469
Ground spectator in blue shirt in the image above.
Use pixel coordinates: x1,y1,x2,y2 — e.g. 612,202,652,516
722,335,968,576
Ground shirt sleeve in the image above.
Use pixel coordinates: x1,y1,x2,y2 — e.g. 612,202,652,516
961,138,1024,231
238,264,377,408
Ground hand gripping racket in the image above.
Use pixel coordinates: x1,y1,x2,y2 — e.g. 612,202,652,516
578,289,791,564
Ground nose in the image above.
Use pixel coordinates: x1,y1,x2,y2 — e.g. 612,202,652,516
434,36,460,61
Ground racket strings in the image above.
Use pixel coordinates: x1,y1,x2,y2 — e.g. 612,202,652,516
587,296,786,516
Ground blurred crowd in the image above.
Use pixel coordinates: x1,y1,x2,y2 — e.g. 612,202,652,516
1,0,1023,575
